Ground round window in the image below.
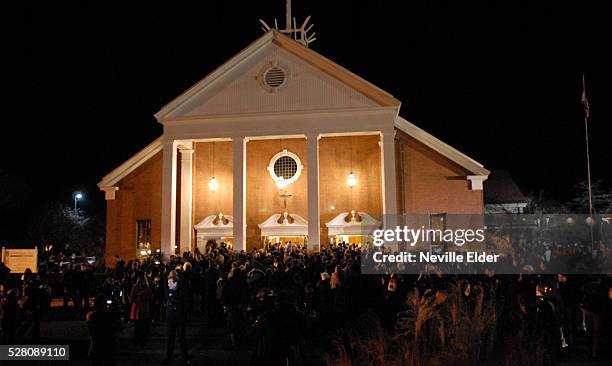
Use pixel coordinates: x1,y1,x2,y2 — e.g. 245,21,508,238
268,150,303,186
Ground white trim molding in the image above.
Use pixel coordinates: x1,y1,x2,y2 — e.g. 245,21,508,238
155,31,400,122
194,214,234,248
467,175,488,190
325,212,381,236
98,137,163,188
100,186,119,200
267,149,304,187
258,213,309,237
395,116,490,176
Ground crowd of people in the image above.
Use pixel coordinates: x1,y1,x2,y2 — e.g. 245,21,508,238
1,242,611,365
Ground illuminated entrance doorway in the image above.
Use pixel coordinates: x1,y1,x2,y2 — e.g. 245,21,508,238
194,213,234,252
259,212,308,248
326,211,381,247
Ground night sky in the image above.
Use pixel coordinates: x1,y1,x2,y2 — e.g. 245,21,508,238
2,1,610,243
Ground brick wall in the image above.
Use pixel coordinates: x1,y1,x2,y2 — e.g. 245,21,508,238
396,129,483,214
245,138,308,248
192,141,234,237
105,151,163,265
319,135,383,245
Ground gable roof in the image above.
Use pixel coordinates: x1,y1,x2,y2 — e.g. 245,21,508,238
97,137,162,188
394,116,489,176
484,170,527,204
99,33,489,189
155,30,400,121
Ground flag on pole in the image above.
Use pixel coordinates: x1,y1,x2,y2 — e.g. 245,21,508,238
581,74,591,118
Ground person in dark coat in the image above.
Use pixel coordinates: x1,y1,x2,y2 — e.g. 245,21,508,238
253,291,306,365
151,274,166,324
16,272,43,341
222,267,249,346
1,288,20,343
163,270,191,364
80,264,95,313
129,273,154,347
203,262,221,326
86,294,122,366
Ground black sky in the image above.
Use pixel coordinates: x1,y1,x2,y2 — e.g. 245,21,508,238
2,1,611,243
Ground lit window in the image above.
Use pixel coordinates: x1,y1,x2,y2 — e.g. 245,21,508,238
136,220,152,257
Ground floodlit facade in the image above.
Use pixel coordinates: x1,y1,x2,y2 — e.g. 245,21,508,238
98,31,489,263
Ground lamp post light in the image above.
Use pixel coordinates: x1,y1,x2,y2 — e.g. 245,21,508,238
74,192,83,211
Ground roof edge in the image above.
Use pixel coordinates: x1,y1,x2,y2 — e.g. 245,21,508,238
155,30,401,121
155,31,276,121
395,116,490,176
271,31,401,107
98,136,163,188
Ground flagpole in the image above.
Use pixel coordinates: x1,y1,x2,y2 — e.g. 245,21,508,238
582,73,594,253
582,74,593,217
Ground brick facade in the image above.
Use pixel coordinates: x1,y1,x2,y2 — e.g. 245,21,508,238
192,141,234,238
104,151,163,265
105,132,483,261
395,128,483,214
245,138,308,248
319,135,382,245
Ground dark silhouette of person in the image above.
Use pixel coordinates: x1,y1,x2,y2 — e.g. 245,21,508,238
163,270,191,364
86,294,122,366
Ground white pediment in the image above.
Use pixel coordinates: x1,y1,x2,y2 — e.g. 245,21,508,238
194,214,234,239
325,211,381,236
156,31,398,121
258,212,308,237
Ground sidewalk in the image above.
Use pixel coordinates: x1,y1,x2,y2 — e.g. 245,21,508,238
114,315,255,365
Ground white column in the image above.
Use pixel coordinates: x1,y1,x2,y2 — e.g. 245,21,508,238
232,136,247,252
178,143,194,254
306,133,320,252
161,139,178,258
380,130,398,230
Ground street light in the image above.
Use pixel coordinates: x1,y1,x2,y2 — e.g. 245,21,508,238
74,192,83,211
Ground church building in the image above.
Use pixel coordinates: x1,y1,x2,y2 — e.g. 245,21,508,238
98,26,489,263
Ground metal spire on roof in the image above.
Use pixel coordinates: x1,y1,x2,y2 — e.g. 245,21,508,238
259,0,316,47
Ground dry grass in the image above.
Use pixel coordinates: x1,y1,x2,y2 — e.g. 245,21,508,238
326,283,545,366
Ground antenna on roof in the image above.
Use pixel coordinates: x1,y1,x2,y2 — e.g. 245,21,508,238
259,0,316,47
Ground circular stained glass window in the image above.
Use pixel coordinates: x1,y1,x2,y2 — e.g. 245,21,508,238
268,150,303,186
